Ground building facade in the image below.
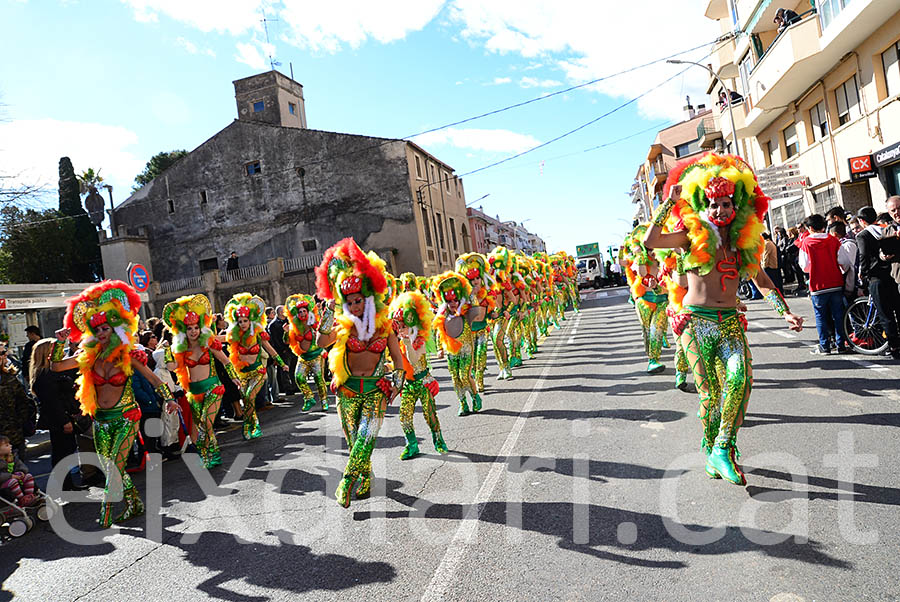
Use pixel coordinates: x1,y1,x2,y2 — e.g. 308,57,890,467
113,70,470,300
465,206,546,254
702,0,900,228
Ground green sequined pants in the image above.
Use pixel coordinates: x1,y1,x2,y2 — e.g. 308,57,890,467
492,315,511,372
295,354,327,402
338,388,386,482
448,351,477,402
188,390,222,464
93,412,140,515
399,379,441,437
635,297,668,361
472,328,488,390
237,371,265,438
675,335,689,374
508,318,523,362
683,312,753,453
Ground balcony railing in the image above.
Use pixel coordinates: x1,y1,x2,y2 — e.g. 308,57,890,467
159,275,202,295
648,157,668,183
221,263,268,283
747,13,821,112
697,117,723,149
283,253,324,274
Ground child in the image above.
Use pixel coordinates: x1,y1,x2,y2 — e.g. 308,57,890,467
0,434,38,506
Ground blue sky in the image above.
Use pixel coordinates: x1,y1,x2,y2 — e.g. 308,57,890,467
0,0,718,255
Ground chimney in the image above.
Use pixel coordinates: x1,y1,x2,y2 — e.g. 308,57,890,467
697,104,706,111
683,95,695,120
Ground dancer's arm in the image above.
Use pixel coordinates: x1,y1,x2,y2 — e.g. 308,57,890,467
386,332,406,404
751,269,803,331
316,301,337,348
210,345,242,388
259,337,289,372
644,185,690,250
132,357,180,413
49,329,78,372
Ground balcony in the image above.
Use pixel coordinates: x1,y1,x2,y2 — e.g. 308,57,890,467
648,157,668,185
748,14,821,113
697,117,723,149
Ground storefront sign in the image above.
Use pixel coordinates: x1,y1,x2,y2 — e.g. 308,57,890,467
0,297,62,310
874,141,900,167
848,154,877,182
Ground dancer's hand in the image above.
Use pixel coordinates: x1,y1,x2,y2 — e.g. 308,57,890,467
165,400,180,414
785,312,804,332
281,364,289,372
233,378,242,388
55,327,70,341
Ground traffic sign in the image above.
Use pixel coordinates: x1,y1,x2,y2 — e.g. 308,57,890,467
127,263,150,292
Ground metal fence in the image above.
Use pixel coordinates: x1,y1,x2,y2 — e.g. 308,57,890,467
220,263,269,283
158,275,202,295
283,254,323,274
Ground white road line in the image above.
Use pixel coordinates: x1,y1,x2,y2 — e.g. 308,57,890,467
566,337,575,344
420,319,565,602
847,357,891,372
772,330,796,339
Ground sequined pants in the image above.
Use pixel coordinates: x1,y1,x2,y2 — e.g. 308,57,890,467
399,379,441,437
508,317,523,363
237,369,265,438
295,354,327,402
683,311,752,452
492,315,511,372
94,411,140,512
338,388,386,482
635,297,668,361
448,350,477,402
472,327,488,391
188,390,222,464
674,336,690,374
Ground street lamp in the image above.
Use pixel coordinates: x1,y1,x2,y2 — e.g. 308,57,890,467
667,59,738,155
466,193,490,208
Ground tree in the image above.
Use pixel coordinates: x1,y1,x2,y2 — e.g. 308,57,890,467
133,150,188,191
58,158,103,281
0,206,79,283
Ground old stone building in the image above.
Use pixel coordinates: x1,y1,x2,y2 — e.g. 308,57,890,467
113,70,470,299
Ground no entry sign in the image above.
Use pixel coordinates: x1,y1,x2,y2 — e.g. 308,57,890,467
128,263,150,292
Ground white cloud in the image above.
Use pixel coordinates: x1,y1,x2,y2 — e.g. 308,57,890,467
518,76,561,89
448,0,719,120
0,119,144,205
413,127,540,154
121,0,264,35
235,42,267,70
489,76,512,85
176,36,216,57
279,0,445,52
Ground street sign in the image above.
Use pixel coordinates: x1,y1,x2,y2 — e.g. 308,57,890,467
756,162,807,200
576,243,600,257
848,154,877,182
127,263,150,292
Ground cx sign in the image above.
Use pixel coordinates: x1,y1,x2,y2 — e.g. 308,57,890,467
848,154,877,182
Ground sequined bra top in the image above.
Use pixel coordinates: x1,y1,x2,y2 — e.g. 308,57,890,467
92,370,128,387
347,336,388,353
184,349,211,367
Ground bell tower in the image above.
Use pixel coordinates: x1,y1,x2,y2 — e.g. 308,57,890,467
233,70,307,129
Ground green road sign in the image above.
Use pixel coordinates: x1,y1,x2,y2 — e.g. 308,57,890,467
576,243,600,257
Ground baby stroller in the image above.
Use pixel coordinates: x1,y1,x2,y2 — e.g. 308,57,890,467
0,486,56,539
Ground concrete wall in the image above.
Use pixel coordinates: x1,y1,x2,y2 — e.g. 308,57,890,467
114,120,417,282
99,232,155,283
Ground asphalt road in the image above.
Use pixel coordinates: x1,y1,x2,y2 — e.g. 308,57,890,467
4,288,899,601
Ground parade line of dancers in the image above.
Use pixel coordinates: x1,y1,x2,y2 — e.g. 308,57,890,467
49,242,581,524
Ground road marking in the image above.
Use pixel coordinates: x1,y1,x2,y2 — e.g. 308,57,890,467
420,318,565,602
772,330,796,339
846,357,891,372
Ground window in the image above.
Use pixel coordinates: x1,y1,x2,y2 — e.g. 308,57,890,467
302,239,317,252
166,198,175,214
834,76,860,126
253,101,264,113
414,155,423,179
199,258,219,273
421,207,433,246
246,161,262,175
783,123,799,158
763,141,773,167
461,225,470,252
449,217,458,250
430,164,436,183
675,139,701,158
435,212,446,248
809,101,828,141
818,0,852,30
288,102,296,115
882,40,900,98
738,51,755,96
768,139,780,165
199,190,208,205
444,172,451,192
813,187,837,215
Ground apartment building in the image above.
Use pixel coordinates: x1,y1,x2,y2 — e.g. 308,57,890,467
631,103,712,222
702,0,900,229
466,206,547,254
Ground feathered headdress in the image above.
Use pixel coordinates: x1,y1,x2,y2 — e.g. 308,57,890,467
63,280,142,416
389,291,434,350
162,294,216,391
456,252,496,310
623,224,653,299
398,272,419,293
662,152,769,279
285,293,319,357
224,293,267,370
432,271,473,353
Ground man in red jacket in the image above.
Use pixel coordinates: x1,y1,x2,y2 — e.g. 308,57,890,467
799,214,855,354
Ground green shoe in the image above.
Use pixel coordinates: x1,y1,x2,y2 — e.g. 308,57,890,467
322,398,329,411
248,424,263,440
209,450,222,467
432,432,449,454
647,359,665,374
302,397,315,411
472,394,482,413
355,475,371,499
99,502,115,528
675,371,688,391
458,400,470,416
114,488,144,524
400,433,420,460
335,477,354,507
510,357,523,368
705,446,746,486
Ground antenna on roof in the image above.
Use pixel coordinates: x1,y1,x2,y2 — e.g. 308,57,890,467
260,11,282,71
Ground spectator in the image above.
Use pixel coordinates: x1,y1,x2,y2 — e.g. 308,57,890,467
848,216,863,236
825,206,855,239
0,345,35,460
267,305,295,396
800,214,854,354
131,364,161,468
0,435,39,506
21,326,41,385
29,338,84,491
225,251,239,272
785,227,808,295
856,206,900,359
761,232,783,294
151,345,182,460
828,221,858,301
774,7,800,33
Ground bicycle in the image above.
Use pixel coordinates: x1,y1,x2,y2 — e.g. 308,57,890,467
843,295,889,355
